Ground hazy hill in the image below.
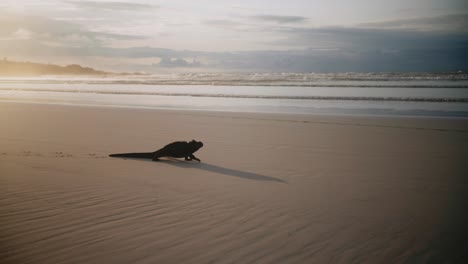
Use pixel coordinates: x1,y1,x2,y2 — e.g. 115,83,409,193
0,59,109,76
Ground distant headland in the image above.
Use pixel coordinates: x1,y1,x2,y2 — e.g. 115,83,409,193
0,58,134,76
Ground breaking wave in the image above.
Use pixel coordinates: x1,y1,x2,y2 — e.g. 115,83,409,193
1,87,467,102
0,72,468,87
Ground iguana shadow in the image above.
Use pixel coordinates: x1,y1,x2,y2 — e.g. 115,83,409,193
111,156,285,183
162,159,286,183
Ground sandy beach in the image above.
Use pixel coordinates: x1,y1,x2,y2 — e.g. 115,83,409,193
1,101,467,263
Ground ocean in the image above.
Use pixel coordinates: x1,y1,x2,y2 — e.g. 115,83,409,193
1,72,467,117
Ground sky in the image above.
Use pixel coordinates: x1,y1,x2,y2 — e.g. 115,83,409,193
0,0,467,72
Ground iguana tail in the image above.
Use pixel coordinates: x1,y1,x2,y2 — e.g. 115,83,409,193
109,152,154,159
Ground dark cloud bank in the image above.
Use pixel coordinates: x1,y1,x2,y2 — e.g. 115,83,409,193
37,28,467,72
251,15,308,24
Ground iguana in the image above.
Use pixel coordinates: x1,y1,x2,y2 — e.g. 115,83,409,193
109,140,204,162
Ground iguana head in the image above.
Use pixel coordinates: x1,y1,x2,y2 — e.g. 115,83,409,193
190,140,203,150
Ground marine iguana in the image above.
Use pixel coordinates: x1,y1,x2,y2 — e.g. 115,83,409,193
109,140,203,162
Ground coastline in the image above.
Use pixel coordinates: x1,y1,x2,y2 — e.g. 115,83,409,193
1,101,467,263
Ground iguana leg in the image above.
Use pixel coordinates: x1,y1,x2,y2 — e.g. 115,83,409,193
190,154,201,162
152,153,162,161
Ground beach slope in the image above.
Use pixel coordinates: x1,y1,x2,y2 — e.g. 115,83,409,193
1,102,467,263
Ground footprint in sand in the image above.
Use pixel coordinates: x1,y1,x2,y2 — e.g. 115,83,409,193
55,152,66,157
20,151,41,157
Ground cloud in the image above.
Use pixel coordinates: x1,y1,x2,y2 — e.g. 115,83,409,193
203,19,267,32
202,16,468,72
0,13,146,47
154,57,202,68
68,1,158,11
358,14,468,32
208,44,467,72
260,25,467,71
266,14,468,53
205,19,241,28
11,28,33,40
251,15,307,24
